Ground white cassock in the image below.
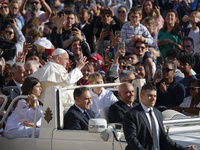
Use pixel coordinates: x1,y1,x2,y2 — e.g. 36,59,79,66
31,61,83,111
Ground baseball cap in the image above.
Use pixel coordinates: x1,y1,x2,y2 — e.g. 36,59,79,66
88,53,103,62
105,69,119,83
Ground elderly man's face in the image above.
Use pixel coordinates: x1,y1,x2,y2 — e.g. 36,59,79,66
58,52,70,69
12,66,25,84
25,62,39,77
118,83,135,105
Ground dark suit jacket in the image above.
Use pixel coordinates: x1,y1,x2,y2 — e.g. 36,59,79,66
108,100,137,123
64,105,95,130
3,79,21,99
123,104,185,150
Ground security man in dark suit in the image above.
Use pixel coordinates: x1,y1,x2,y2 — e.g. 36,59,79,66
64,87,95,130
109,83,137,123
123,84,196,150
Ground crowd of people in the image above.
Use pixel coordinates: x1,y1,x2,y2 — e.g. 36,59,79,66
0,0,200,149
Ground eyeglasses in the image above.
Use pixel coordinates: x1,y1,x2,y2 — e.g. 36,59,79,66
0,6,8,10
188,87,200,91
31,1,40,5
5,31,13,35
162,68,174,72
117,10,125,14
135,46,145,50
122,65,131,70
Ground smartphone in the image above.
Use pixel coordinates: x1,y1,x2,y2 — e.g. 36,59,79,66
9,19,14,24
41,52,47,62
72,24,78,31
152,0,158,9
58,10,64,17
103,24,110,32
26,36,33,44
118,42,125,49
103,40,110,50
90,0,96,7
109,49,115,60
187,16,194,22
157,56,163,65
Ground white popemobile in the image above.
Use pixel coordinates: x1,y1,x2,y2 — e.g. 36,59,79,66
0,81,200,150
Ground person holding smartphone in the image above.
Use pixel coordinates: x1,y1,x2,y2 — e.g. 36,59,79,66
19,0,52,31
1,18,25,63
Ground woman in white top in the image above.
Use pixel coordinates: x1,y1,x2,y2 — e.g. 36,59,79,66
172,79,200,115
4,77,43,138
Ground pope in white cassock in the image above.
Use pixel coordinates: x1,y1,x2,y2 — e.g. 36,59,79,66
31,48,87,110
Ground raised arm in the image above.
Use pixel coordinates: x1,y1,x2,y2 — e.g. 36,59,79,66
39,0,52,20
19,0,28,18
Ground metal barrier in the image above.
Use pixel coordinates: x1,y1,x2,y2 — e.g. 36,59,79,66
163,117,200,126
62,83,122,90
3,86,21,100
0,95,39,138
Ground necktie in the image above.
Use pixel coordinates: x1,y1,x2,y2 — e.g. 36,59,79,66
149,110,158,150
84,110,90,120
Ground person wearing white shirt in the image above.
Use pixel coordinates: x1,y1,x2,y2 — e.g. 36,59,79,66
123,84,196,150
4,77,43,138
88,72,118,118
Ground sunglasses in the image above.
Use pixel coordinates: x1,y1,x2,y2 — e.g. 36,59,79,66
117,10,125,14
106,77,118,82
122,79,134,83
0,6,8,10
123,66,131,70
135,46,145,50
188,87,200,91
162,68,174,72
31,1,40,5
5,31,13,35
102,15,110,18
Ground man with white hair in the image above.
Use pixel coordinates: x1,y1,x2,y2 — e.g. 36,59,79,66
31,48,87,101
24,60,40,77
4,62,25,99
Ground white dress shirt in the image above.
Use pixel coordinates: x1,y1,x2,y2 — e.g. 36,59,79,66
89,88,118,118
141,103,160,150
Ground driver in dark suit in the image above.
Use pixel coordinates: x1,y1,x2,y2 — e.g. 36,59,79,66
64,87,95,130
123,84,196,150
